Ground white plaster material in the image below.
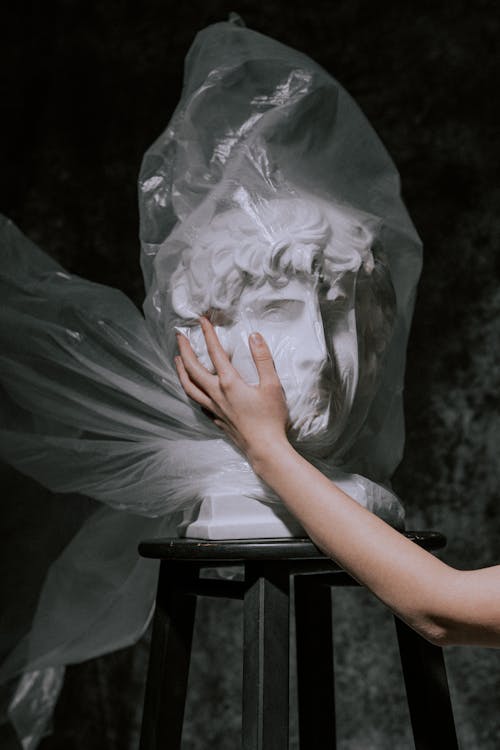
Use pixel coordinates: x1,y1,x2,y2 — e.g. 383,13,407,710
172,193,395,538
178,492,306,539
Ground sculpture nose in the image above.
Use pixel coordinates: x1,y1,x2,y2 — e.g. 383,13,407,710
275,315,328,390
294,309,328,373
303,318,328,365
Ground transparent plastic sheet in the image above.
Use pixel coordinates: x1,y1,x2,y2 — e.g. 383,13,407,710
0,12,422,747
139,12,422,484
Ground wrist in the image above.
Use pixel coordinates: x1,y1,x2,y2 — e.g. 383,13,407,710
247,433,296,479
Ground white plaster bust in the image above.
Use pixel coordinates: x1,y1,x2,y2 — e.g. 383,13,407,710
170,191,399,538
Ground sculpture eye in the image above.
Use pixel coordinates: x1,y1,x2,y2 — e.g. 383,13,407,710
262,299,304,321
263,306,286,321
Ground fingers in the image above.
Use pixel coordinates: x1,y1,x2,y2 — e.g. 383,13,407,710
174,355,220,415
176,330,218,394
248,331,280,386
175,353,236,440
199,316,234,377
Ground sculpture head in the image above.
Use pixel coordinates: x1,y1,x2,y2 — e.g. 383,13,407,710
171,194,392,446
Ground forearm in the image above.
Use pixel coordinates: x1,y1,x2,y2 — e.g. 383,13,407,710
177,318,500,647
251,439,462,644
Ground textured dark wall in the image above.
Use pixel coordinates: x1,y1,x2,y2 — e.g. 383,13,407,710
1,1,499,748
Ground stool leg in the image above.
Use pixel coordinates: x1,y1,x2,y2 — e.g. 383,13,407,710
242,565,290,750
140,562,198,750
295,577,336,749
394,616,458,750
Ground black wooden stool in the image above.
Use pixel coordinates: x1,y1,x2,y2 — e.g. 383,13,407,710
138,534,458,750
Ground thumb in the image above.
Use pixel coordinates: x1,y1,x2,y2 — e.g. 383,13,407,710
249,332,279,385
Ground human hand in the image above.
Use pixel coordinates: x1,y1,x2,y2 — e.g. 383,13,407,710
174,316,291,465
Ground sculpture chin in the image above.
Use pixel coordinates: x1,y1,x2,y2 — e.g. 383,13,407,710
284,369,332,441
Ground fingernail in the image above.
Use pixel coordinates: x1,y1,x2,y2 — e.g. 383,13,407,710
250,332,263,345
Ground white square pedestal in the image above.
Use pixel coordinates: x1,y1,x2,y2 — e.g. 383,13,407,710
177,492,305,540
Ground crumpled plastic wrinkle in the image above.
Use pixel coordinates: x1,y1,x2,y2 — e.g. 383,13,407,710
8,668,65,750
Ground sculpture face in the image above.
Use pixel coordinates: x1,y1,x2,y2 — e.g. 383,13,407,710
178,275,332,439
171,194,390,446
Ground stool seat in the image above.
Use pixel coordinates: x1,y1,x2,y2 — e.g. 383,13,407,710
138,531,458,750
138,530,446,561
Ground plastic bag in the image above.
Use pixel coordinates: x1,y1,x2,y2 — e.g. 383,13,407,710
0,12,422,747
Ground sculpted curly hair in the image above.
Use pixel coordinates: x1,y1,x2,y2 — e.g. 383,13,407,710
170,195,378,322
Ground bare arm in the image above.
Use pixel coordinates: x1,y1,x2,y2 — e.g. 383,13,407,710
174,317,500,648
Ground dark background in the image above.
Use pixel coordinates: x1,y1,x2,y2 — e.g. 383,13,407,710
1,1,499,748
